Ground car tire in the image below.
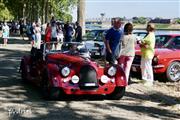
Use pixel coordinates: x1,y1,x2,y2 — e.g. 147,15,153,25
20,61,27,83
106,87,126,100
166,62,180,82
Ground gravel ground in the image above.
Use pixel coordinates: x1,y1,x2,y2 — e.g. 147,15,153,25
0,38,179,120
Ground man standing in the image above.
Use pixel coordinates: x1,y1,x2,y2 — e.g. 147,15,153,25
19,20,24,40
105,18,123,64
75,22,82,42
64,21,74,42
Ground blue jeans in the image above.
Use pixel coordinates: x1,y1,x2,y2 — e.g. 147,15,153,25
106,51,116,64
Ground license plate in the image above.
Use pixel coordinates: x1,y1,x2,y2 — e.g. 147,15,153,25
84,83,96,86
132,66,137,72
95,53,100,55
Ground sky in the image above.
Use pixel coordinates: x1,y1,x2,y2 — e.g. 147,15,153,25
72,0,180,21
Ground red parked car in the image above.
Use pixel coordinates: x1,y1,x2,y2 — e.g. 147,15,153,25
20,42,127,100
132,34,180,82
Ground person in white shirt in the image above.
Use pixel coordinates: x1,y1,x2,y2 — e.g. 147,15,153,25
50,21,59,50
57,23,64,43
2,22,10,46
34,22,41,49
118,23,137,84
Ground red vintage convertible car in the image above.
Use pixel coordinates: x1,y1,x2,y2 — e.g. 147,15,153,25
20,42,127,99
132,34,180,82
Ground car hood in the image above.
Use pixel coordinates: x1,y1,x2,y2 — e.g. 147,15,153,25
47,53,86,64
47,53,99,71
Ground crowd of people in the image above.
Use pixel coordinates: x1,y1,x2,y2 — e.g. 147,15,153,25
104,17,156,87
28,18,82,50
0,17,82,47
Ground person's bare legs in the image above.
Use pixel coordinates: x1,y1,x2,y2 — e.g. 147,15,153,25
3,38,8,46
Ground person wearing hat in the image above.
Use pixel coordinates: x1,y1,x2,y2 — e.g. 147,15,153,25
140,23,156,86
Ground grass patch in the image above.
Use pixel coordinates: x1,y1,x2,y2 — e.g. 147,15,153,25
155,24,170,29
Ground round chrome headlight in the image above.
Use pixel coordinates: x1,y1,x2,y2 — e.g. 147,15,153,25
61,67,70,77
101,75,109,84
108,66,117,77
71,75,79,84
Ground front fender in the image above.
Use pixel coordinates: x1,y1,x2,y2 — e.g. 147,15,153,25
115,66,127,86
47,63,62,87
104,65,127,87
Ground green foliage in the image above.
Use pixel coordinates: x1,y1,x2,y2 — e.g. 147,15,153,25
155,24,170,29
138,17,146,24
52,0,77,22
0,2,14,21
176,19,180,24
133,20,139,24
133,17,147,24
1,0,78,22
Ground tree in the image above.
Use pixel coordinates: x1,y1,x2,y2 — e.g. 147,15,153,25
2,0,78,23
0,2,14,21
138,17,147,24
77,0,85,35
132,17,147,24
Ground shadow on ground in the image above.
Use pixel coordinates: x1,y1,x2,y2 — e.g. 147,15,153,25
0,37,30,44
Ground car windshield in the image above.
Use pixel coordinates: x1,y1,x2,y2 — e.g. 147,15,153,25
61,42,88,52
85,30,106,41
155,35,171,48
44,42,89,55
85,30,98,39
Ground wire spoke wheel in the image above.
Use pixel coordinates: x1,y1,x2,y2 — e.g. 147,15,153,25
167,62,180,82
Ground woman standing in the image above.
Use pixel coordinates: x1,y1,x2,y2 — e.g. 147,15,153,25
140,23,155,86
118,23,136,84
57,24,64,43
45,23,51,43
2,22,10,46
34,22,41,49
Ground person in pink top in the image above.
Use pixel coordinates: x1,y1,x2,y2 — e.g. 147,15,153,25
118,23,137,84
